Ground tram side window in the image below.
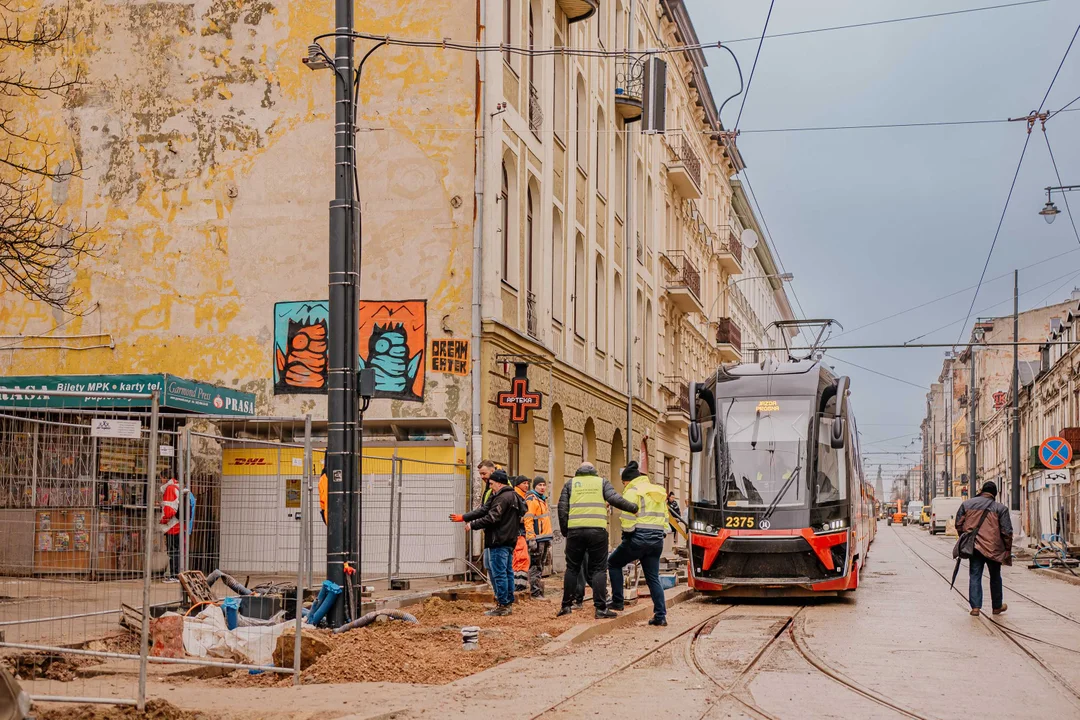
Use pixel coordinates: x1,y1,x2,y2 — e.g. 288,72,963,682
691,418,717,505
815,416,847,504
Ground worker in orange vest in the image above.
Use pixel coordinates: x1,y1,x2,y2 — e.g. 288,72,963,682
318,471,328,525
525,476,553,598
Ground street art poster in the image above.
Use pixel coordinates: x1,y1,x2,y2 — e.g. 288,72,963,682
359,300,426,402
274,301,329,394
430,338,470,376
274,300,426,401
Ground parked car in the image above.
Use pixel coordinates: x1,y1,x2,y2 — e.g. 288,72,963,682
920,506,932,526
928,496,964,535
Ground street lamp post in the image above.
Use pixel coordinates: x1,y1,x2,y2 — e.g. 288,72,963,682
705,273,794,356
1038,184,1080,223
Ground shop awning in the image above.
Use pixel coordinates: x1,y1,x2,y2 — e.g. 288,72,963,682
0,374,256,416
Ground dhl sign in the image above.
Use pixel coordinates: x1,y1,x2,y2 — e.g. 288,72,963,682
222,448,326,477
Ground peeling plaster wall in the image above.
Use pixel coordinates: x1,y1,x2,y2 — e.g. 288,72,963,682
0,0,477,431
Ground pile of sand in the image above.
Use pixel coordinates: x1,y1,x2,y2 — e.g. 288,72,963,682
36,699,215,720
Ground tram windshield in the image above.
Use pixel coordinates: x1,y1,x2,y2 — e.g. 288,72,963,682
717,397,811,510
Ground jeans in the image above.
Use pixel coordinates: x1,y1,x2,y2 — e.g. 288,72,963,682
165,532,180,577
529,540,551,597
488,545,515,606
608,531,666,619
561,528,609,610
969,550,1003,610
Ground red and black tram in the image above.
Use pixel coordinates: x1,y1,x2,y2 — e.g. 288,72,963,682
686,360,873,596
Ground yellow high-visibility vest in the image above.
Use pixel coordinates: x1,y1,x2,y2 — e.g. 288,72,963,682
567,475,607,529
621,475,668,532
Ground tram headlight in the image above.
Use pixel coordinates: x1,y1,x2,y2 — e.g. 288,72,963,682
815,518,848,534
691,520,718,536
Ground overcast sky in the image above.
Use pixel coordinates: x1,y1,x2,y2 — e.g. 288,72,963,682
683,0,1080,484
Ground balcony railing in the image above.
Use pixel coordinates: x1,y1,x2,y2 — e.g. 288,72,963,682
526,291,539,339
614,58,643,121
664,377,691,415
715,317,742,352
667,132,702,195
528,83,543,135
662,250,701,302
715,223,743,267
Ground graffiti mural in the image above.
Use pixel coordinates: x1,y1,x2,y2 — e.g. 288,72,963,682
274,301,329,394
273,300,426,401
358,300,426,402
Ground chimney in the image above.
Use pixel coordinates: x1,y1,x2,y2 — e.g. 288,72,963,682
1072,287,1080,302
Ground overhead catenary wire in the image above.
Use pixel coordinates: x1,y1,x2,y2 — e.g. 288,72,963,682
824,353,929,390
731,0,776,132
1042,128,1080,247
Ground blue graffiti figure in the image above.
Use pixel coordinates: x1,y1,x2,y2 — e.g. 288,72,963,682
359,323,422,399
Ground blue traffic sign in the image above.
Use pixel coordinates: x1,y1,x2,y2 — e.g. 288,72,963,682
1039,436,1072,469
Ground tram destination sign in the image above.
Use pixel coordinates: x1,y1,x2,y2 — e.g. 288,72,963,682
0,374,256,416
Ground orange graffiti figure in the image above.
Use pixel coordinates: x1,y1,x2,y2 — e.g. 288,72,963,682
276,320,328,390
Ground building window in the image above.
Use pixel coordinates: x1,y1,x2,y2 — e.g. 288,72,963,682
596,105,607,197
574,233,586,338
576,78,588,171
528,4,536,86
503,0,513,66
554,30,566,143
526,186,535,295
552,210,564,322
615,131,625,216
614,272,624,362
501,163,510,280
595,255,606,351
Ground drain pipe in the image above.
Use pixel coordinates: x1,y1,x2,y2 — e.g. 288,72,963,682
470,0,487,507
624,0,636,454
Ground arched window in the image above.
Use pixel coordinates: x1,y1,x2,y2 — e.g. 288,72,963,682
645,299,654,382
503,0,513,65
595,255,606,351
615,131,625,216
596,105,607,196
645,179,654,252
574,233,586,337
500,163,510,280
554,29,566,143
552,209,564,322
576,78,588,171
614,272,624,363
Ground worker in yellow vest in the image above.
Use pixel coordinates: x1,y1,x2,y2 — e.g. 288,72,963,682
556,462,638,619
607,462,671,626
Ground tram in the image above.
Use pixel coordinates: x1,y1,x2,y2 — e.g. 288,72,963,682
685,359,873,596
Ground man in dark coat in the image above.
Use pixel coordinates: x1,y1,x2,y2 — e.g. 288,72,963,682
955,481,1013,617
459,469,525,616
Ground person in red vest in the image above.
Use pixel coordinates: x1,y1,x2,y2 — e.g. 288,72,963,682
160,471,181,583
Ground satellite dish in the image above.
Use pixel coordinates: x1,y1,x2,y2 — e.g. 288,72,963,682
741,228,759,249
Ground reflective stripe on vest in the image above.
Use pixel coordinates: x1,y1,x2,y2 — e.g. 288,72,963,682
568,476,607,528
636,486,669,531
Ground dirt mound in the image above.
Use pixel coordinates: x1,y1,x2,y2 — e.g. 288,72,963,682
37,698,214,720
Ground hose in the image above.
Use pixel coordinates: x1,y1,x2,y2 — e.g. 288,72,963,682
303,580,342,627
205,569,254,596
332,609,419,633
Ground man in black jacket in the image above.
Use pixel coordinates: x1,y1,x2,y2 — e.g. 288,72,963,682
557,463,638,618
464,469,525,616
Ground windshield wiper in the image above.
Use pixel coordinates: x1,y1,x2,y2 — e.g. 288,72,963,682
762,465,802,521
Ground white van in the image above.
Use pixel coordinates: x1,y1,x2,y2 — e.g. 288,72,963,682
929,496,964,535
905,501,923,525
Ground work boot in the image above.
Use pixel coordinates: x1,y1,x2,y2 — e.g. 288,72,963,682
556,606,572,617
648,616,667,627
608,601,625,612
595,608,618,619
485,605,512,617
571,600,584,611
992,604,1008,615
969,608,980,617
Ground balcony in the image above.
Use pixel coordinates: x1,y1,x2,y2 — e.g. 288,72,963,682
713,224,744,275
662,377,691,428
714,317,742,363
660,250,704,315
665,132,702,200
636,232,643,264
528,83,543,136
527,291,539,340
556,0,597,24
614,58,643,122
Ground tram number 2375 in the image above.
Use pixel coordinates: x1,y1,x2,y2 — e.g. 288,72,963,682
724,515,756,529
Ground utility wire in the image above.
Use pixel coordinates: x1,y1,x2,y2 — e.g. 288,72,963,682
720,0,1051,45
732,0,776,132
825,352,929,390
1048,92,1080,119
1038,22,1080,112
740,118,1011,133
833,246,1080,340
1043,128,1080,247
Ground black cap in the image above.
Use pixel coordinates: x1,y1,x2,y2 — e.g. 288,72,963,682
621,461,640,482
532,476,546,489
980,481,998,496
514,475,530,487
490,469,509,485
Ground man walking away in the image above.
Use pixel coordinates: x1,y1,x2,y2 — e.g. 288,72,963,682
458,470,521,615
608,462,670,626
512,476,532,594
955,481,1013,617
525,476,553,598
160,472,181,583
557,462,638,619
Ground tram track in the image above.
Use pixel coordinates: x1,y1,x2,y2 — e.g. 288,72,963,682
893,527,1080,707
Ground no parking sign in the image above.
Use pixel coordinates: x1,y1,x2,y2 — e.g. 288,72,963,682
1039,436,1073,469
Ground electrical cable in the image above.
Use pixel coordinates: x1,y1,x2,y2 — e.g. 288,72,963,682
740,118,1011,133
1042,128,1080,247
719,0,1051,45
732,0,775,132
1048,92,1080,119
1037,22,1080,113
824,353,929,390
